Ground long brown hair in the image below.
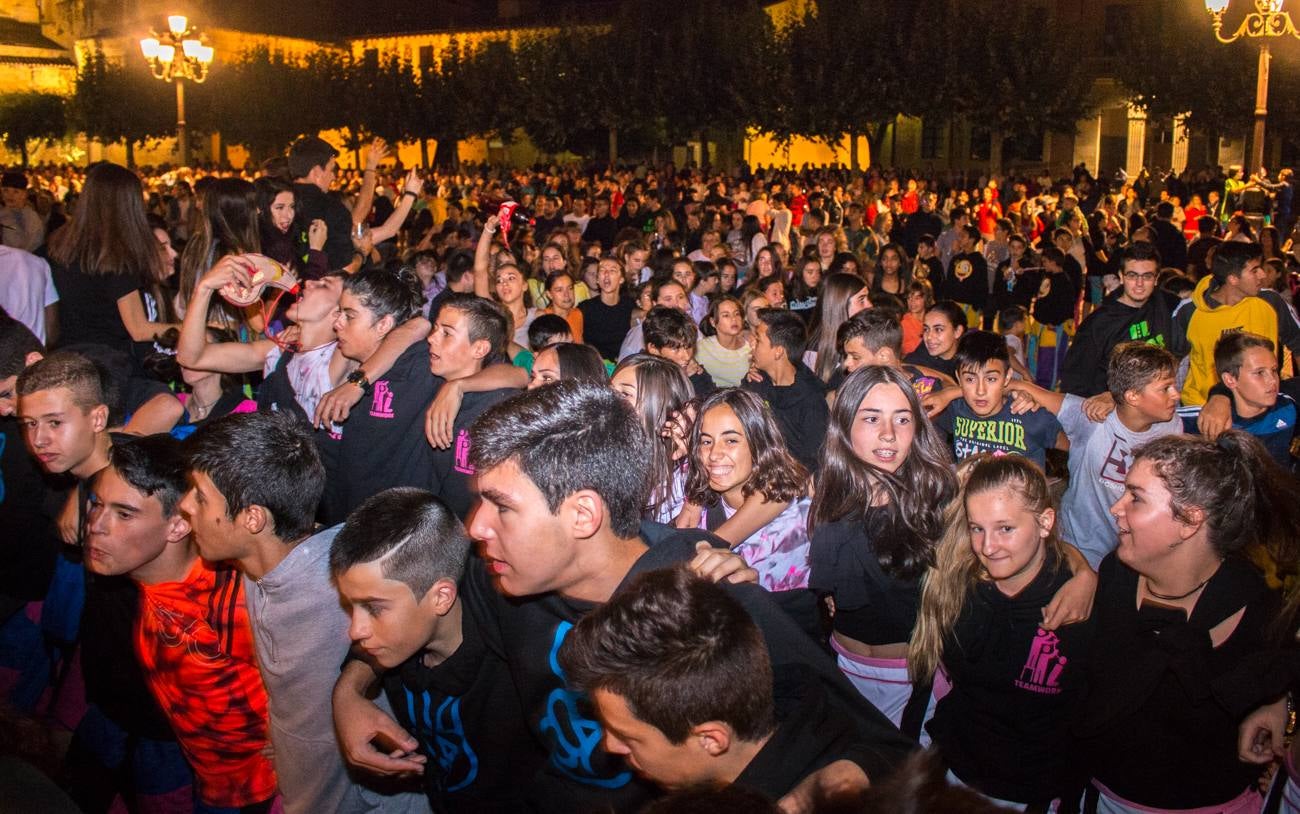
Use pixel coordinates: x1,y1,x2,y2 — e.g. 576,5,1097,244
811,365,956,580
909,454,1065,682
685,388,808,507
178,177,261,315
49,162,162,282
808,272,869,382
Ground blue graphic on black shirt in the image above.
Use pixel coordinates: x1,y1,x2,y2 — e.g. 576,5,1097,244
538,621,632,789
407,690,479,793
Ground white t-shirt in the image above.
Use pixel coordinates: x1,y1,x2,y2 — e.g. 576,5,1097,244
0,246,57,342
264,341,340,430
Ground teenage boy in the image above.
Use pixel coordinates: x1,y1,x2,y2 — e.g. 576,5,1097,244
835,310,954,398
18,352,187,812
1007,342,1182,567
931,331,1067,470
744,308,828,474
289,136,352,269
330,488,544,812
181,411,425,814
618,278,692,360
1028,246,1081,389
1171,240,1300,407
579,257,635,362
560,567,859,802
1061,242,1176,398
332,383,913,814
941,225,989,328
643,306,716,398
1209,332,1297,467
85,434,277,812
904,300,966,379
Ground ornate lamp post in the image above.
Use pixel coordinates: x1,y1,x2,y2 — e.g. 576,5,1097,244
1204,0,1300,172
140,15,214,167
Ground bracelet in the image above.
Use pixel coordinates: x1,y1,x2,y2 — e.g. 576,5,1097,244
401,191,417,200
364,168,376,174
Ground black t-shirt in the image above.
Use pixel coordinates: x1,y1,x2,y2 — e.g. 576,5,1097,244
50,262,141,357
331,342,438,518
293,183,353,270
941,252,989,310
582,216,618,251
741,363,828,474
903,346,958,379
461,521,913,813
383,601,544,812
578,296,634,362
809,515,922,646
926,551,1091,805
0,417,60,608
1030,268,1080,327
1076,554,1282,809
431,386,518,521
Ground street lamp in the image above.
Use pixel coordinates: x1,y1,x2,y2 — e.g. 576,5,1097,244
139,14,214,167
1204,0,1300,172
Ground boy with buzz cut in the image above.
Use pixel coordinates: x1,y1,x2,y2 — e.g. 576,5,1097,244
834,310,953,401
931,330,1067,470
559,566,860,802
744,308,827,473
84,434,277,812
1208,331,1297,468
329,487,544,813
643,305,716,398
1007,342,1183,567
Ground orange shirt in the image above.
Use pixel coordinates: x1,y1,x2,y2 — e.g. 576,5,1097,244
544,306,584,344
901,313,924,355
134,559,277,806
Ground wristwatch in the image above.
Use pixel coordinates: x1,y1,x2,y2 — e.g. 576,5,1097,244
345,369,371,392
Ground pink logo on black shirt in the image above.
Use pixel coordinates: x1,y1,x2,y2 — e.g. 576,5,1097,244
1015,628,1066,695
369,381,395,419
453,429,474,474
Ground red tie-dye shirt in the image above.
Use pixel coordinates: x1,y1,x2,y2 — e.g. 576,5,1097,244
134,558,277,806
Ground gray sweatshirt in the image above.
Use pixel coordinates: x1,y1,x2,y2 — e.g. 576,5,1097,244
244,525,429,814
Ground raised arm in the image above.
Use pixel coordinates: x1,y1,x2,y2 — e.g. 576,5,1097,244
349,138,388,226
474,214,499,299
369,169,423,244
176,257,275,373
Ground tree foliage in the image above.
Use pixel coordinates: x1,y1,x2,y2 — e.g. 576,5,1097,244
70,49,174,164
0,92,66,166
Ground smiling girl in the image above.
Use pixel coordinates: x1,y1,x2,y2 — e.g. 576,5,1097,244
685,389,811,592
911,454,1092,809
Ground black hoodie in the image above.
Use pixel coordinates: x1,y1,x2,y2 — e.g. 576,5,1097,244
1059,289,1177,397
742,362,828,474
925,551,1091,806
461,521,914,813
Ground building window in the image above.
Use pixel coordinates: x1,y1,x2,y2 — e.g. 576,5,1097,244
418,44,434,68
921,119,943,160
969,127,991,162
1103,4,1133,52
1004,130,1044,163
363,47,379,66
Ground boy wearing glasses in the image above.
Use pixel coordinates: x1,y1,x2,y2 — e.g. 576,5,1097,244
1060,242,1175,397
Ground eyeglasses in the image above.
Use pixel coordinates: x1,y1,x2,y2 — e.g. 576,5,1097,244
1123,272,1158,283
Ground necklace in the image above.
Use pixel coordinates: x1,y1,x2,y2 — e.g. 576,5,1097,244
187,393,219,420
1144,572,1215,602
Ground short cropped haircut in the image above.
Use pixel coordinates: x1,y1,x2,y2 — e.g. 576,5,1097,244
1214,331,1275,380
954,330,1010,375
528,313,572,352
187,410,324,542
0,312,43,377
1210,240,1265,287
998,305,1028,331
925,300,967,331
1107,341,1177,403
329,488,470,598
440,292,509,360
107,434,188,517
643,306,697,352
838,310,902,356
344,269,422,324
559,567,776,744
470,381,651,538
17,351,105,411
1121,241,1162,268
287,136,338,180
756,308,806,361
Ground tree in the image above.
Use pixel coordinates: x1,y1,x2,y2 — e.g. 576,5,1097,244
70,49,173,167
207,46,313,163
0,93,66,167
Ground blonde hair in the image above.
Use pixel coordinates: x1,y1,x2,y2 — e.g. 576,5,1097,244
909,454,1065,682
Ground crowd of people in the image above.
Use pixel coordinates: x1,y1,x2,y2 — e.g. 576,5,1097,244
1,134,1300,814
